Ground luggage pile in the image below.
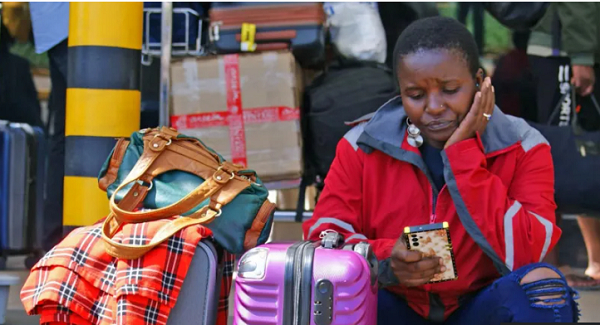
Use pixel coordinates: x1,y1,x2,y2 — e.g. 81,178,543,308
21,126,275,324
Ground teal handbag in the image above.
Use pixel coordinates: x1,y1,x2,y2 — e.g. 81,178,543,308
97,127,276,259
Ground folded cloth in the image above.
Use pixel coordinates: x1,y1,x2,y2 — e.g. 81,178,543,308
21,217,234,325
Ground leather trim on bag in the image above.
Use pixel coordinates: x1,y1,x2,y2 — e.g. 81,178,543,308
98,138,129,191
243,200,276,251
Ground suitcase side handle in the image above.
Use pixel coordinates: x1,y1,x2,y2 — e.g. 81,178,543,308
320,231,344,249
235,30,297,43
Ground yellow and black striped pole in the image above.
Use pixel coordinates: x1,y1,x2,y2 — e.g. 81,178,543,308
63,3,142,232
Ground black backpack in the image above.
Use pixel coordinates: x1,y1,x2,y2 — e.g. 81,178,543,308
296,60,398,220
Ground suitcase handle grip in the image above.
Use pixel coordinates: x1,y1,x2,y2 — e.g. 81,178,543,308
320,231,344,249
255,43,289,51
235,30,297,43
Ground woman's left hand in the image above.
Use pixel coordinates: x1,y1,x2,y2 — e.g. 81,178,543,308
444,77,495,149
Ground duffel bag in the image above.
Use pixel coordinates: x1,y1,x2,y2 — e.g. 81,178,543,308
98,126,276,259
529,90,600,216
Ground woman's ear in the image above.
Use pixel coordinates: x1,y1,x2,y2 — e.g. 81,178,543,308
475,68,485,89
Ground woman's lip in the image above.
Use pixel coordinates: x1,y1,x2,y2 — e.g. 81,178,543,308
426,120,453,131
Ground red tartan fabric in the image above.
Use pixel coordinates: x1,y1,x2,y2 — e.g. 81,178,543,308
20,218,234,325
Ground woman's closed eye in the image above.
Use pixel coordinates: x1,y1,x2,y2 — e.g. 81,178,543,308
405,89,425,100
443,87,460,95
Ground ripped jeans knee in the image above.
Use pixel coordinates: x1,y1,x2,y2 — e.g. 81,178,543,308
513,263,580,322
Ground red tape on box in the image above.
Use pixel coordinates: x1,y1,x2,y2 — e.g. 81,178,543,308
170,54,300,168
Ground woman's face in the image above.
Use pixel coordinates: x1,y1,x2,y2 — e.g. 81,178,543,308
398,50,483,149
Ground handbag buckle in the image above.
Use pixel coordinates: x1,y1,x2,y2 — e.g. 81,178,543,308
153,133,172,146
200,206,222,218
214,166,235,182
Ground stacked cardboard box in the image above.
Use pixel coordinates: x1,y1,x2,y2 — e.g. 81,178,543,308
170,50,304,182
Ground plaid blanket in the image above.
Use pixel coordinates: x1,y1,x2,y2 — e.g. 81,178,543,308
21,218,234,325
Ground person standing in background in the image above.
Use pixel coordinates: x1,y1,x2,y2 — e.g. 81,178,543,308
0,3,43,129
378,2,439,69
528,2,600,290
29,2,69,253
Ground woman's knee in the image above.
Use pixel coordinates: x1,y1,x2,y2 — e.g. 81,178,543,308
512,263,577,309
520,265,562,284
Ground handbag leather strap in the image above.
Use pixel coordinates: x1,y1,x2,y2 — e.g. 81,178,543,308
100,126,253,259
101,207,219,259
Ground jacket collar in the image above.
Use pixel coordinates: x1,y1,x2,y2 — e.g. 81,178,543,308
356,96,521,157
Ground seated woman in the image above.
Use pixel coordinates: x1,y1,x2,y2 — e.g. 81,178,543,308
303,17,579,324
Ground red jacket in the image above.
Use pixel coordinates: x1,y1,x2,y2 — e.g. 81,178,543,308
302,96,560,321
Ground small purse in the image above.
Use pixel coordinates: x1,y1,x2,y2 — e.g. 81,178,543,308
98,126,276,259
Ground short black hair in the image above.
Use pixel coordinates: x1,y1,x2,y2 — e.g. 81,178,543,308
392,16,480,78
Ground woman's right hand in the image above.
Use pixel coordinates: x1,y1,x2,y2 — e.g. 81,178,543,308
390,235,446,287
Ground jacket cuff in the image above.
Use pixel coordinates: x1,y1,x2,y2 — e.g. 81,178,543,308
570,53,595,66
378,258,399,288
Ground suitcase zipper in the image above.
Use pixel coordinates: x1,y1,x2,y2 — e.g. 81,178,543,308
293,244,304,325
283,242,303,325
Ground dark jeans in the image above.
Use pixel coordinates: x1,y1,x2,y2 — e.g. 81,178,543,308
529,55,600,131
378,263,579,324
43,39,68,251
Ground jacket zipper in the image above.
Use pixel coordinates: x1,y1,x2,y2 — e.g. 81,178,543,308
429,184,447,224
430,186,437,224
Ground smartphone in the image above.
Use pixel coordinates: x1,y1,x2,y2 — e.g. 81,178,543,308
404,222,458,284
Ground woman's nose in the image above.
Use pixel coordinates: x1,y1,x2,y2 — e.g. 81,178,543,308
425,97,445,115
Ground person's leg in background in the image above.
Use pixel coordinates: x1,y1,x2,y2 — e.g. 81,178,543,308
472,3,485,55
378,3,417,69
446,263,579,324
528,55,570,125
377,289,430,325
456,2,471,25
456,3,485,55
578,216,600,282
573,65,600,284
42,38,68,252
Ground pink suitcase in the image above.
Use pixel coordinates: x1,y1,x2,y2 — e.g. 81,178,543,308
233,232,378,325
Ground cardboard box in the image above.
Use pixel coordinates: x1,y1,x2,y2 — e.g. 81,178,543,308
170,51,304,182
